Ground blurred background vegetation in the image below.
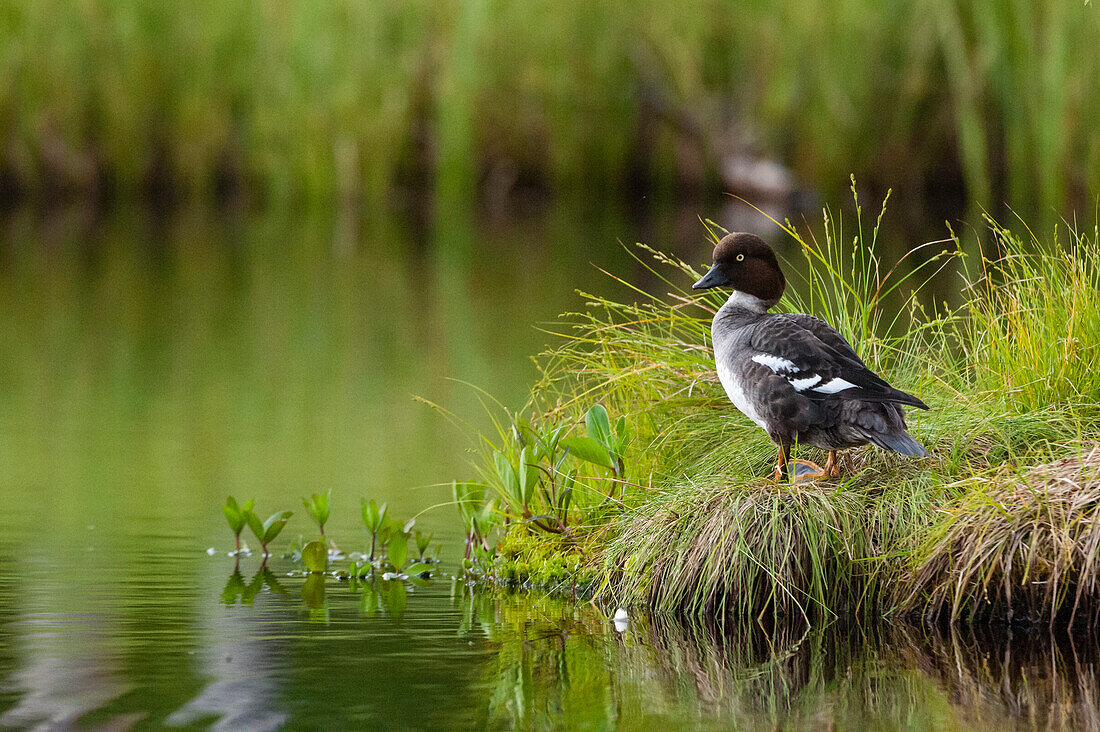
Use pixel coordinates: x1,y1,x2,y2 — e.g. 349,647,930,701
1,0,1097,227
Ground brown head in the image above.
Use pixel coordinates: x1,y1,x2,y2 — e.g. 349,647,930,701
691,232,786,306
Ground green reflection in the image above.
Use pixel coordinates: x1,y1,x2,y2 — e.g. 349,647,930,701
456,586,1100,730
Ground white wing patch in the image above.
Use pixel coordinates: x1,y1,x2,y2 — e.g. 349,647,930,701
789,374,822,392
813,377,859,394
751,353,797,373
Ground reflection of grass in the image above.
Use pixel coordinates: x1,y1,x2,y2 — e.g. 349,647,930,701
2,1,1098,219
463,197,1100,625
461,585,1100,728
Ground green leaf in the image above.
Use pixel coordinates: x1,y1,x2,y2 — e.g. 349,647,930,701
586,404,613,448
415,531,432,556
302,540,328,573
404,562,433,577
561,436,614,470
559,485,573,514
222,503,244,535
361,497,378,530
303,491,330,528
261,510,293,543
519,446,539,507
244,509,265,542
493,451,521,506
389,535,408,570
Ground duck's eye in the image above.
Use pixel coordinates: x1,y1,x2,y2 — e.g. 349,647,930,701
736,254,745,261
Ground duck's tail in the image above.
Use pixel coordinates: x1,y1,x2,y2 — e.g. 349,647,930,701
868,428,929,457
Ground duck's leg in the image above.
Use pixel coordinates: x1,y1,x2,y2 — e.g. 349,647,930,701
823,450,841,478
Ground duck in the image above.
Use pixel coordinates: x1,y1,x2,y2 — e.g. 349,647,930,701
692,232,929,481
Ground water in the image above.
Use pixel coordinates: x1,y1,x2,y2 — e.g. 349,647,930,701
1,203,1097,729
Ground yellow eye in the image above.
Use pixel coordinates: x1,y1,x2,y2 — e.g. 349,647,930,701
736,254,745,261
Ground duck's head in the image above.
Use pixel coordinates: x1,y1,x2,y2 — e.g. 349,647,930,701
692,232,786,306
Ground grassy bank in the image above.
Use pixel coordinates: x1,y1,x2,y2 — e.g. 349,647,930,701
2,1,1098,222
454,196,1100,627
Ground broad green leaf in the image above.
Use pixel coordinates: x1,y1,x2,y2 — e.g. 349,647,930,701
586,404,613,448
361,498,378,530
261,510,293,543
244,510,265,541
389,535,408,570
302,540,328,573
222,504,244,534
561,436,614,470
303,491,330,527
226,496,240,512
404,562,433,577
493,451,521,505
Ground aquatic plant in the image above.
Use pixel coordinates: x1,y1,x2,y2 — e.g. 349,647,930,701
244,507,294,558
414,530,434,561
222,496,254,553
302,540,328,574
360,498,388,561
301,490,331,539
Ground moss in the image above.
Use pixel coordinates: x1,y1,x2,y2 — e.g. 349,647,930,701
495,524,596,589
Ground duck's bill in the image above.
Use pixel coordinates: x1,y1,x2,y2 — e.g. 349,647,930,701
692,265,728,289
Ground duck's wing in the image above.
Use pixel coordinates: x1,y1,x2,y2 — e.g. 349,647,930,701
748,314,929,409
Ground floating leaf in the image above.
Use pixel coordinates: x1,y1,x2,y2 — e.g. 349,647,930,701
404,562,433,578
561,436,614,470
302,540,328,573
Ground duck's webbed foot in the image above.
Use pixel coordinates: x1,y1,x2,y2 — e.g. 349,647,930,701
789,459,829,481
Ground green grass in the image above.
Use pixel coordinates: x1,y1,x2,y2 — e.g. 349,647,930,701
2,1,1098,222
458,193,1100,626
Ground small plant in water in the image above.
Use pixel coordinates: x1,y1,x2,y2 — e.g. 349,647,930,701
361,498,388,560
222,496,254,553
415,530,434,561
244,506,294,557
302,490,331,539
301,540,328,573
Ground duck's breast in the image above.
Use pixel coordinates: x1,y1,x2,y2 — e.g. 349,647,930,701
715,346,769,431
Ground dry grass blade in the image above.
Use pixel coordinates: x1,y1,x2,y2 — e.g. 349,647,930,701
901,445,1100,625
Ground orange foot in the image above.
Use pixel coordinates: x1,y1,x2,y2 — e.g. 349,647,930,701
790,459,830,482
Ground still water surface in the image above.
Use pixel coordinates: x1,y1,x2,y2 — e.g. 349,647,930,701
1,204,1097,729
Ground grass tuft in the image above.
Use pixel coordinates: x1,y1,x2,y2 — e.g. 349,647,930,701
901,443,1100,626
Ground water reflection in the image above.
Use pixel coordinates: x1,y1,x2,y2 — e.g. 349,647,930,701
460,586,1100,730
